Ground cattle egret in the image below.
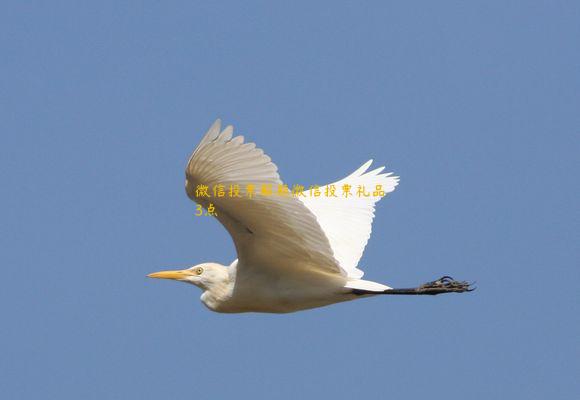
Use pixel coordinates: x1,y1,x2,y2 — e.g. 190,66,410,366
148,120,473,313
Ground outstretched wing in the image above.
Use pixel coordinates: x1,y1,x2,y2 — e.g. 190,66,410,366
299,160,399,278
185,120,343,276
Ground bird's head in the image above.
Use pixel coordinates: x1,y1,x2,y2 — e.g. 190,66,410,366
147,262,229,291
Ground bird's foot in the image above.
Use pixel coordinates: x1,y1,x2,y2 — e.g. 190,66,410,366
418,276,475,295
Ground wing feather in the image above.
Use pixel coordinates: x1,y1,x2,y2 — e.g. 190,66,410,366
299,160,399,278
185,120,343,276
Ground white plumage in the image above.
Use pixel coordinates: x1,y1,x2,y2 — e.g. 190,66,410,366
148,120,472,313
299,159,399,279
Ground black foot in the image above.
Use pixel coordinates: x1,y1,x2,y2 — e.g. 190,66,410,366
418,276,475,295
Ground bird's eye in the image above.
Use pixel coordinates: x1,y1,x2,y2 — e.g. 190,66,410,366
195,267,204,275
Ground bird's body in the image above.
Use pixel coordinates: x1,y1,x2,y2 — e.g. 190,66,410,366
198,260,360,313
148,120,473,313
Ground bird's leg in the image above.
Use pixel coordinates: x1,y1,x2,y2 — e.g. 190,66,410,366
352,276,475,296
385,276,475,295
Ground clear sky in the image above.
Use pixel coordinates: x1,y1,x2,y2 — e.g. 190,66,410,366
1,1,578,399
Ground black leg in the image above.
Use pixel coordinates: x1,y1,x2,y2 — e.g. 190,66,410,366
352,276,475,296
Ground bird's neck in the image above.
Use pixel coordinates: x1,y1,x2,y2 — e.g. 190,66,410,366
200,283,231,312
199,264,235,311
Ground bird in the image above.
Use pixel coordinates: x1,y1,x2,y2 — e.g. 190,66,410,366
148,119,473,313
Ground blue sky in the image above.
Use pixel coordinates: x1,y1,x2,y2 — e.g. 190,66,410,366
1,1,578,399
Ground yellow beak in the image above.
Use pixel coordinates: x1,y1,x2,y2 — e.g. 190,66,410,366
147,269,192,281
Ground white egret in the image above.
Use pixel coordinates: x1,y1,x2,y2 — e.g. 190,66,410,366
148,120,473,313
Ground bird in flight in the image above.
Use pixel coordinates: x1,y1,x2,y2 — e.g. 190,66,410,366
148,120,473,313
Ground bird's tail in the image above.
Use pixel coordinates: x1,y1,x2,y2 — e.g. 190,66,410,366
344,279,391,293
